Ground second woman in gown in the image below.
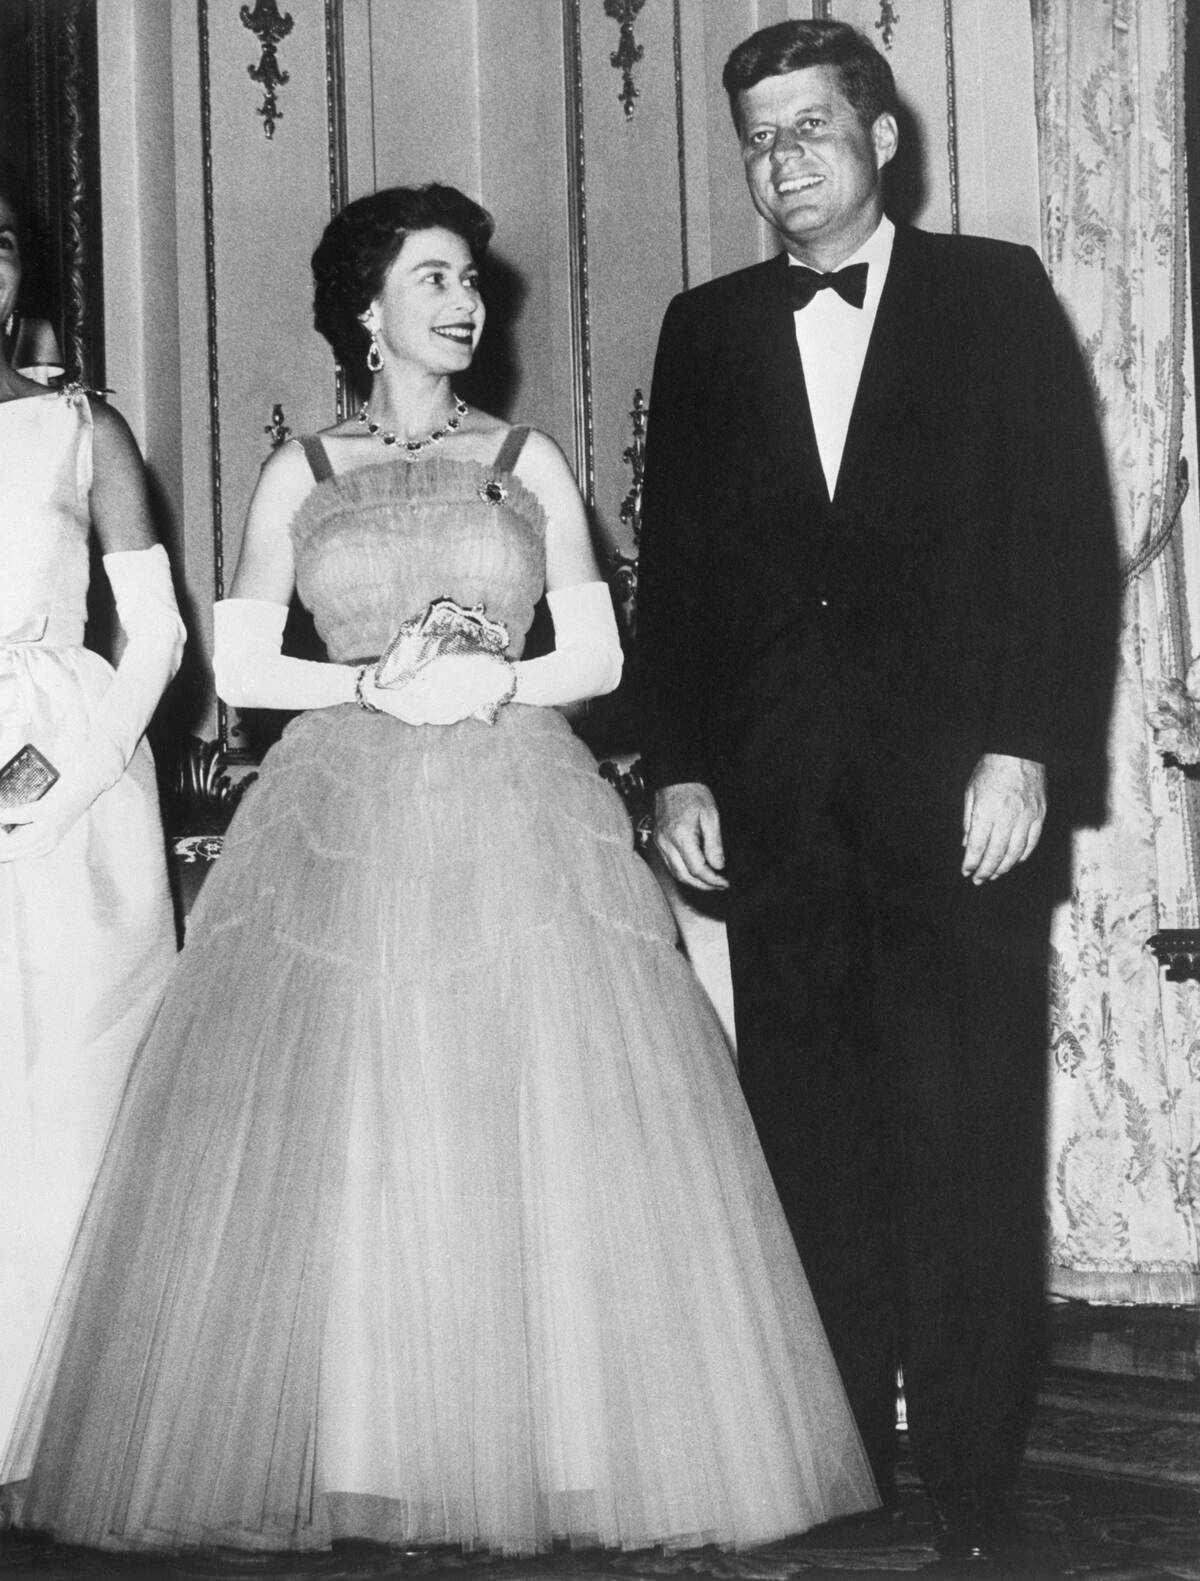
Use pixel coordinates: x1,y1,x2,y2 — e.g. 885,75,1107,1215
5,184,877,1557
0,166,183,1464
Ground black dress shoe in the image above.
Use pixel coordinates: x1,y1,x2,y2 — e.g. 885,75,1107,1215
929,1493,998,1562
927,1492,1063,1573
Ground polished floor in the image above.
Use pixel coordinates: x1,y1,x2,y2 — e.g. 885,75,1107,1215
2,1307,1197,1581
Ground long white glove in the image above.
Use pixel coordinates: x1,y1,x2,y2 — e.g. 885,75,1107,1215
0,543,185,861
513,579,623,705
397,580,623,723
214,580,623,726
214,598,359,710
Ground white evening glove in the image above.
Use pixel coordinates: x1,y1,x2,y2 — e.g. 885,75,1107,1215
0,544,185,862
213,597,363,711
513,580,623,705
393,580,623,724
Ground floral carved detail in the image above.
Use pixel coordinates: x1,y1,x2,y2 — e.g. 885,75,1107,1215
875,1,900,50
610,388,646,636
240,0,294,139
159,736,256,839
264,402,291,449
604,0,647,120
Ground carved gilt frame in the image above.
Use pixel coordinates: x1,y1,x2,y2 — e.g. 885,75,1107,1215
5,0,104,388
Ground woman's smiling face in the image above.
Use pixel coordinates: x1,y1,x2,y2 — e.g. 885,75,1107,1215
363,226,484,376
0,197,23,329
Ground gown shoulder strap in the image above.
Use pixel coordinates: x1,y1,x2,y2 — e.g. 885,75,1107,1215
296,434,334,483
490,425,530,475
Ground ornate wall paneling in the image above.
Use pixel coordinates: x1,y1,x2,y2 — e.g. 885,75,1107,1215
338,0,581,505
827,0,1040,248
1,0,102,387
190,0,348,758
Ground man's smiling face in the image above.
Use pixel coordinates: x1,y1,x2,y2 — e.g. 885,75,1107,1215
736,64,897,270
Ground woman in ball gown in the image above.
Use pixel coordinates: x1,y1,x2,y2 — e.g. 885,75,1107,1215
0,164,184,1461
4,184,877,1557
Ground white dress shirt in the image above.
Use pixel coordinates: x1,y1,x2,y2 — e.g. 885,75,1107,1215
789,216,895,497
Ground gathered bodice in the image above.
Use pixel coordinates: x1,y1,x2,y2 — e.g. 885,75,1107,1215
0,390,92,648
289,446,548,663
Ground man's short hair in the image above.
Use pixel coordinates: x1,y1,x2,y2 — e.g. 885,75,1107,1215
722,20,898,134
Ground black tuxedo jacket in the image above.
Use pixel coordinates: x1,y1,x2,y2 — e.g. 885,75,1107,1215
635,225,1118,840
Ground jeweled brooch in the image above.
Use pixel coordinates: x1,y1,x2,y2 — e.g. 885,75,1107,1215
478,478,508,506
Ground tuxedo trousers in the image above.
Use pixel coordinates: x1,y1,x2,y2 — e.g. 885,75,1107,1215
719,723,1064,1503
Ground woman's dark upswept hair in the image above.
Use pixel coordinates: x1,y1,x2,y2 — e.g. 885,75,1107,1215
722,20,897,134
0,159,56,358
0,159,37,314
312,183,494,389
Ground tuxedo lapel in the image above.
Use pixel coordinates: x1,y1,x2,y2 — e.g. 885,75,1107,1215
734,255,827,510
834,226,939,517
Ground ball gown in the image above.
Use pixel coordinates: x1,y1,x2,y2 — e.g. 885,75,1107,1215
0,390,176,1456
5,428,877,1555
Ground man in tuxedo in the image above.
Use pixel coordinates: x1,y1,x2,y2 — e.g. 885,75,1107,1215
635,19,1117,1563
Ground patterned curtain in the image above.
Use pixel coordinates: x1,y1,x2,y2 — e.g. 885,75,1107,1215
1033,0,1200,1304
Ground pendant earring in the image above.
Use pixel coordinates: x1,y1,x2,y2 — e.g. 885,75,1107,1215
366,331,384,374
3,313,13,340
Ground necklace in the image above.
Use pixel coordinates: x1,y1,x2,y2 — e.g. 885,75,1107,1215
356,395,469,459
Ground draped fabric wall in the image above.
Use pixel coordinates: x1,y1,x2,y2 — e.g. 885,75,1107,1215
1034,0,1200,1304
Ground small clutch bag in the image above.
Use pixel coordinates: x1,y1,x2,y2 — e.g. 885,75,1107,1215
0,742,59,832
374,596,511,691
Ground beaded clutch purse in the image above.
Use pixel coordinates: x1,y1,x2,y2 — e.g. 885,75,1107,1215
374,596,510,691
0,743,59,832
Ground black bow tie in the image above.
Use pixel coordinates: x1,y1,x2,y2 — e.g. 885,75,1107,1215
787,261,869,310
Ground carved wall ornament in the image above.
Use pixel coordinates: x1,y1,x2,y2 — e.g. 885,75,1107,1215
876,1,900,51
240,0,294,138
264,402,292,449
604,0,647,120
159,735,256,840
610,388,646,635
618,386,646,543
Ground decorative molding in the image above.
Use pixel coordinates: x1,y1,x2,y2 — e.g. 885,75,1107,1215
197,0,243,760
562,1,596,506
264,402,291,448
603,0,647,120
942,0,960,233
58,1,89,383
22,0,99,387
27,2,52,229
875,2,900,50
672,0,688,291
324,0,350,421
610,388,646,634
618,386,645,543
240,0,294,139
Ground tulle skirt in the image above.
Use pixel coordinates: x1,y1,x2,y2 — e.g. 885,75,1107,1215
0,642,175,1456
5,702,876,1555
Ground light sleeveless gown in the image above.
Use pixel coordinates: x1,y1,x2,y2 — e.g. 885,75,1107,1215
5,430,876,1555
0,390,176,1458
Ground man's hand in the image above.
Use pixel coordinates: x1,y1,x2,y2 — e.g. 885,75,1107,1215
653,782,730,891
961,754,1047,884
